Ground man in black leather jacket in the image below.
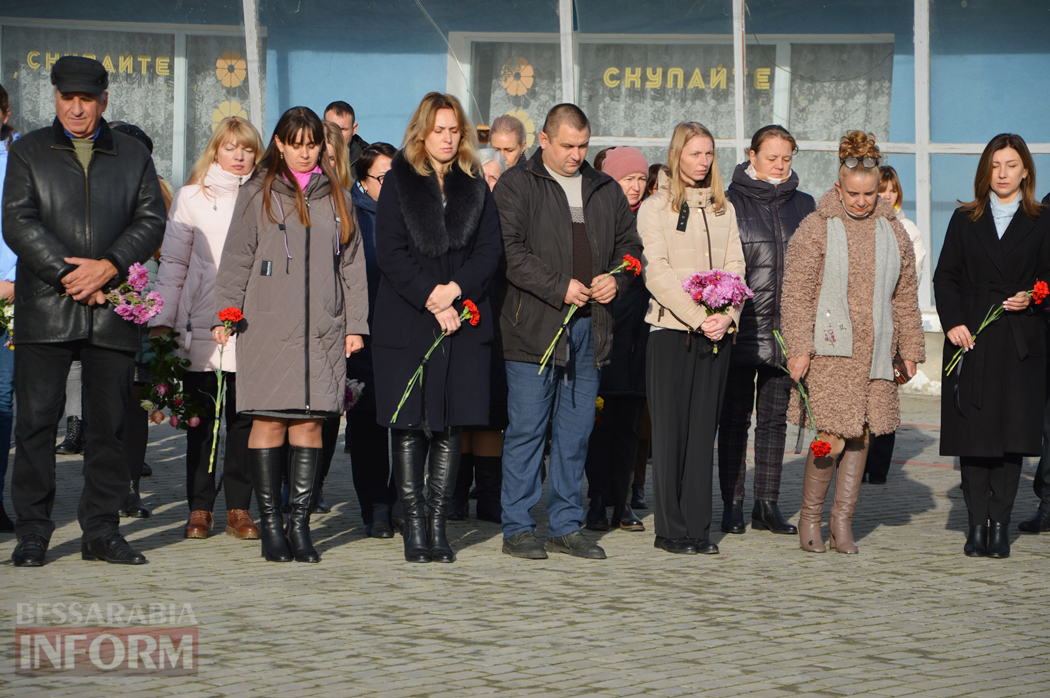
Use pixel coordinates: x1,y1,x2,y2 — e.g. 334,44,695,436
3,56,165,566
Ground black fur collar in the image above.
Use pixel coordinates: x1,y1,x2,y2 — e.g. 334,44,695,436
390,152,486,258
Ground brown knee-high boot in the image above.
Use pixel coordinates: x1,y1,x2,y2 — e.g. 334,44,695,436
798,440,840,552
829,434,869,554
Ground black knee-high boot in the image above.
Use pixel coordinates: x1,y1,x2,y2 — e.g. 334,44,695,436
392,429,431,563
287,446,321,563
250,447,292,562
427,428,462,563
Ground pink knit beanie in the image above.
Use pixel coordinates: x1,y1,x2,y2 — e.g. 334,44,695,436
602,147,648,182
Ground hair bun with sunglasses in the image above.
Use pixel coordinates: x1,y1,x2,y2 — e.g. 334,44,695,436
839,130,880,162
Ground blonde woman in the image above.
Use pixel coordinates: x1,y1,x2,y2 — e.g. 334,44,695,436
324,120,355,191
639,122,746,555
372,93,502,563
151,116,264,541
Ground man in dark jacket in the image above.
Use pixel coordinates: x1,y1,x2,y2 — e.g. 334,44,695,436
324,100,370,181
3,56,166,566
493,103,642,560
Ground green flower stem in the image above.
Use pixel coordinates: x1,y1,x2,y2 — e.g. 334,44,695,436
773,330,819,433
208,335,229,474
944,303,1003,376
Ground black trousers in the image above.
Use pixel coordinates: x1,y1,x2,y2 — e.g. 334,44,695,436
13,341,134,541
959,455,1023,526
184,371,253,512
1033,395,1050,507
585,395,646,508
717,365,792,502
346,410,395,524
647,330,730,540
865,431,897,481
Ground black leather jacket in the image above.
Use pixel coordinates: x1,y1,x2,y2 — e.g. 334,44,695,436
2,118,166,350
725,162,815,368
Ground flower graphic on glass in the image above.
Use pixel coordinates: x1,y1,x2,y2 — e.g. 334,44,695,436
500,57,534,97
216,50,247,88
212,101,248,131
504,108,536,150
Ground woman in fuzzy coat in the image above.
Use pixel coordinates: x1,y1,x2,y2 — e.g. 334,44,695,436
781,131,925,555
372,93,502,564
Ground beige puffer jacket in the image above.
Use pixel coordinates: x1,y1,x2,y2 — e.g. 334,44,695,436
637,172,746,332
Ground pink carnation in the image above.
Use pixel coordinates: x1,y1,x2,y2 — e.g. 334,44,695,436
127,263,150,292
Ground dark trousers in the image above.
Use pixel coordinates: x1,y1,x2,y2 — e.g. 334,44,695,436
1033,393,1050,507
959,455,1023,526
184,371,253,512
585,395,646,508
124,383,148,485
12,341,134,541
347,410,395,524
865,431,896,482
717,365,792,502
647,330,731,540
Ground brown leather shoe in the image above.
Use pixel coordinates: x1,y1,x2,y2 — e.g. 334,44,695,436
226,510,259,539
184,510,213,539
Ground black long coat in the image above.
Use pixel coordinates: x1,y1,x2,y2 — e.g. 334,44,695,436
934,203,1050,457
372,153,502,431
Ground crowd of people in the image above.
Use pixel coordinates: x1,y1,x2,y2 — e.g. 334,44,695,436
3,55,1049,568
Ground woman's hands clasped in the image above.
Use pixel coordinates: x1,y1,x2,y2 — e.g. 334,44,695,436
427,283,464,335
701,313,733,343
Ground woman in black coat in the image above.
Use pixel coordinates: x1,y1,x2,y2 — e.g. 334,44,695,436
934,133,1050,560
372,92,502,564
717,125,815,537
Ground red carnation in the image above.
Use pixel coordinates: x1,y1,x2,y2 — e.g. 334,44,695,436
1033,280,1049,305
463,299,480,327
623,254,642,276
810,440,832,458
218,307,243,324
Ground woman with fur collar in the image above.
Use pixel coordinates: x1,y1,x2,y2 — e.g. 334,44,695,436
372,93,502,564
781,131,924,555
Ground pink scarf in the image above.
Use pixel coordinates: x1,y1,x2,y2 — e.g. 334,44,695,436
289,165,322,192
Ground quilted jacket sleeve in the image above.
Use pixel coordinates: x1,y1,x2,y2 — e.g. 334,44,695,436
213,183,259,326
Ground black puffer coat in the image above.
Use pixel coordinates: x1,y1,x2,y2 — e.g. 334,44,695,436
726,162,815,367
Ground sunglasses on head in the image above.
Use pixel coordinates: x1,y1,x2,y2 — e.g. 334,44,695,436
841,156,879,169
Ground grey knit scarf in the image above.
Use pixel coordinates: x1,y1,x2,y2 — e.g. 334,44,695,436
813,216,900,380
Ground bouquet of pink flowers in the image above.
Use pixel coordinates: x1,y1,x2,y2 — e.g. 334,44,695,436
106,262,163,325
681,269,753,353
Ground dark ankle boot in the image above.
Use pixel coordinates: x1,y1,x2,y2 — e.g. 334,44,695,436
721,499,745,534
426,428,461,563
964,523,989,557
393,429,431,563
286,446,322,563
369,503,393,538
586,494,609,531
250,447,292,562
751,500,796,535
56,415,83,455
986,521,1010,559
474,455,503,523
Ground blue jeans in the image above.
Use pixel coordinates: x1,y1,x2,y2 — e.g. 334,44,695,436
502,316,600,538
0,331,12,498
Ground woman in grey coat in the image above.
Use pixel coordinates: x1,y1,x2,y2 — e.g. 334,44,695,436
214,107,368,563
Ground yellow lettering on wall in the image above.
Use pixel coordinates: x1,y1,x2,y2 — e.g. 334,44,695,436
156,56,170,76
710,65,727,89
645,67,662,89
137,55,152,74
26,51,40,69
82,53,96,60
624,67,641,88
45,52,61,70
666,68,683,89
119,53,133,74
603,67,620,88
687,68,706,89
754,68,771,90
102,55,115,72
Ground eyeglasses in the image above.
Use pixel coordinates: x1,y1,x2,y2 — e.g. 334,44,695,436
367,173,386,184
841,156,879,169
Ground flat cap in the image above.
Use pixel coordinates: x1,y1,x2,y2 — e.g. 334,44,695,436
50,56,108,97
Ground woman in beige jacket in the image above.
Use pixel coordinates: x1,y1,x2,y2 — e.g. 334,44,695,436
638,122,746,555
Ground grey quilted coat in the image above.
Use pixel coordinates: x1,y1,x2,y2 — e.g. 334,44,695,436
213,172,368,413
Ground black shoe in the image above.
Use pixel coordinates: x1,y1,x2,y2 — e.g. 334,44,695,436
368,504,394,539
119,482,151,519
448,499,468,521
476,500,502,524
502,531,547,559
81,532,147,564
402,518,431,563
691,538,720,555
751,500,798,535
0,502,14,533
654,536,697,554
12,532,48,566
585,496,609,531
140,462,153,477
631,484,647,510
545,530,607,559
310,487,331,514
964,523,988,557
866,474,887,485
1017,506,1050,533
986,521,1010,559
721,499,746,534
55,416,83,455
613,504,645,531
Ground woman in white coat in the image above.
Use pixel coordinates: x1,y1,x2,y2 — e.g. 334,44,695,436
150,117,264,541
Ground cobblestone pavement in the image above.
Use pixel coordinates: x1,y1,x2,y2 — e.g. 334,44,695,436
2,394,1049,696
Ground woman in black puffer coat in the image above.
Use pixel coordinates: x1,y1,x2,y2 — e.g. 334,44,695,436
717,125,815,537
